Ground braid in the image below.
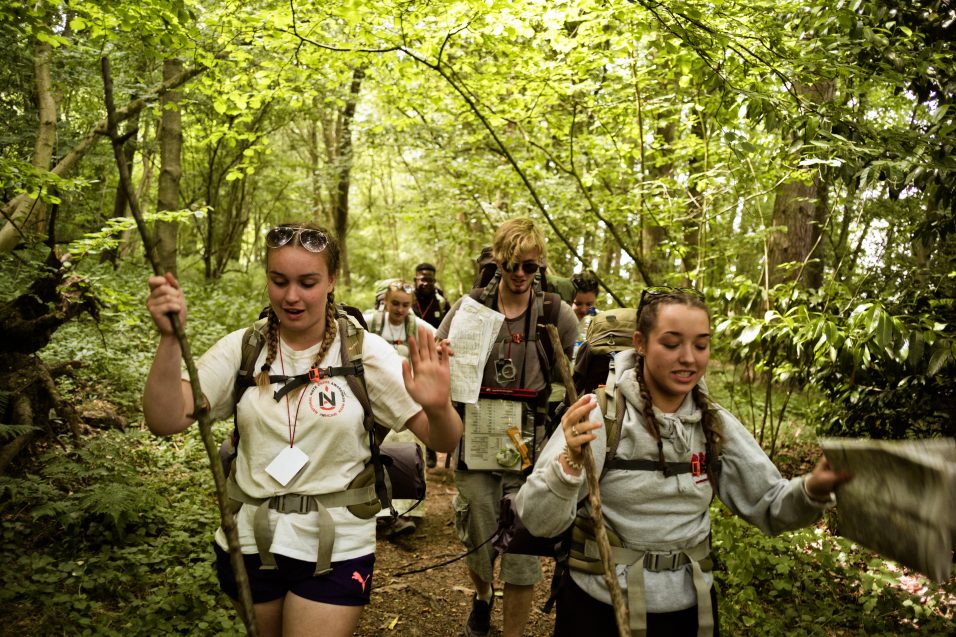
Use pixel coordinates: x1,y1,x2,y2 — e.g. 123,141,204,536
635,355,668,473
256,309,280,390
312,293,338,369
692,384,723,493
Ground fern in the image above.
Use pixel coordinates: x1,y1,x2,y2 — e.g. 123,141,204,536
0,423,39,442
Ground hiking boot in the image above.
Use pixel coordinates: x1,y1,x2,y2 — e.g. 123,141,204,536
426,447,437,469
463,589,494,637
384,516,416,539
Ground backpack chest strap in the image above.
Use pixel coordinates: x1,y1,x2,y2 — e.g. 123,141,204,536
270,363,365,401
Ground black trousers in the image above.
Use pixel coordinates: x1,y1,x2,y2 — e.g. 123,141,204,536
553,569,720,637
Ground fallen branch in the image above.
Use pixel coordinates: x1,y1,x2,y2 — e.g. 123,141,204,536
99,56,258,636
547,325,629,637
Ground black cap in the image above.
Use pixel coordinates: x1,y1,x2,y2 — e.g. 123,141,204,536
415,263,437,273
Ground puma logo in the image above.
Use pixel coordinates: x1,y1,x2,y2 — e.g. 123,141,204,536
352,570,371,593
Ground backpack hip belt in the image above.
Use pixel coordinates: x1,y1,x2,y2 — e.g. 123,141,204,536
226,475,379,577
567,516,714,637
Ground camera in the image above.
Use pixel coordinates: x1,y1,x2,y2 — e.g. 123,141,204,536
495,358,517,383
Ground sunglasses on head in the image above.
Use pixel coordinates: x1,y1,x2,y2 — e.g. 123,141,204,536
388,281,415,294
638,286,705,313
501,261,541,275
265,226,330,253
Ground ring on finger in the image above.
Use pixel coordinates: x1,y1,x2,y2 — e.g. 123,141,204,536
571,425,579,437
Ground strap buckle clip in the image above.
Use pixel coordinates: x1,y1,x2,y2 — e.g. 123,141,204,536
308,366,331,382
644,551,685,572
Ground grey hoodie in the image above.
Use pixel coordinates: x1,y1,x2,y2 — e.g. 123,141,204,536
515,350,832,613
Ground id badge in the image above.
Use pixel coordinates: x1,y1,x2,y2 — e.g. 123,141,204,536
265,445,309,486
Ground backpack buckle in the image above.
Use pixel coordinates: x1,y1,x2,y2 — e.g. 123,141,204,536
308,367,331,382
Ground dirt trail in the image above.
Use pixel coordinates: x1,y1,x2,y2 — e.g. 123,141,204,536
356,456,556,636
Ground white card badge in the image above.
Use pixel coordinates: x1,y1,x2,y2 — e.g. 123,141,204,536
265,445,309,486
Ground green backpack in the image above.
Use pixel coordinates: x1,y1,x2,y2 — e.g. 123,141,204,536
585,308,637,355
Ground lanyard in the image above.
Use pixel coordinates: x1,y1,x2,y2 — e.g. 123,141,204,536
278,343,307,447
415,294,435,318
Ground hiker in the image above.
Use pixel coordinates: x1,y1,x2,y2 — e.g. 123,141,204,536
366,280,436,361
515,287,851,637
411,263,449,468
570,271,600,361
437,218,578,637
365,279,437,537
143,222,462,637
412,263,451,330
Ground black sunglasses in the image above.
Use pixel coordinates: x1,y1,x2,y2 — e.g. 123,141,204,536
502,261,541,275
265,226,330,253
638,286,704,313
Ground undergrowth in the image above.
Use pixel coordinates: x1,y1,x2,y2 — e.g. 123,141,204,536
713,505,955,635
0,425,244,635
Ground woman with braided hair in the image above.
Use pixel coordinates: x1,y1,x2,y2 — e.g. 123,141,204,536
143,222,462,637
516,288,850,636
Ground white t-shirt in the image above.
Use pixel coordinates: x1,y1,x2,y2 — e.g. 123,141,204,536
186,327,422,563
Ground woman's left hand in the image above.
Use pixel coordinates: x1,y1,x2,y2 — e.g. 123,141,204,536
402,327,453,410
804,455,853,500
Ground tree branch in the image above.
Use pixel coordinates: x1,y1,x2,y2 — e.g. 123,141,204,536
99,56,258,636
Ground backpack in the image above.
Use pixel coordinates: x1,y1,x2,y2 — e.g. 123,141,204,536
468,271,564,377
572,307,637,397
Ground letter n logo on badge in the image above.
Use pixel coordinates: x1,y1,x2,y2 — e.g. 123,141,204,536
317,391,337,410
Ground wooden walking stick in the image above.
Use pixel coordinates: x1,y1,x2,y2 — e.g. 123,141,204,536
100,57,258,636
547,325,629,637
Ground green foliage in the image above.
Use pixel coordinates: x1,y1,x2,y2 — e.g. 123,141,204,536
713,280,956,440
0,425,243,636
712,504,955,635
41,258,266,416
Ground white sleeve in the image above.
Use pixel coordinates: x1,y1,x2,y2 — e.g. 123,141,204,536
361,331,422,431
180,329,246,422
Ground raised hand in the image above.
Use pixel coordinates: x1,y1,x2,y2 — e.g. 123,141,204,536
402,326,453,411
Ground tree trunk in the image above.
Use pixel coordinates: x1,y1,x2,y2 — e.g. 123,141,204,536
6,37,57,246
767,174,824,288
330,67,365,286
156,58,184,276
101,110,141,267
767,80,834,289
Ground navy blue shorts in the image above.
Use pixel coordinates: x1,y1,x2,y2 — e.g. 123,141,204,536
214,543,375,606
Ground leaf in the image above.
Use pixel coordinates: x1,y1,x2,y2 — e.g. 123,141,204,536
738,324,761,345
927,343,952,377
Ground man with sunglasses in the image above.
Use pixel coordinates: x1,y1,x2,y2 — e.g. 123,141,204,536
437,218,578,637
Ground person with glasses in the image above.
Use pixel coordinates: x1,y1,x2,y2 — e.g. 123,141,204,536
437,217,578,637
143,222,462,637
514,287,851,637
364,279,436,537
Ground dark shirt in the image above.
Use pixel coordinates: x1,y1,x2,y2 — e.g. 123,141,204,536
413,291,450,329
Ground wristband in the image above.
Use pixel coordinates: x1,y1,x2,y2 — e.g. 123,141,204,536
562,448,584,473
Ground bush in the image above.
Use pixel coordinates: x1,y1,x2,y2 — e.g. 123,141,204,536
0,425,244,635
